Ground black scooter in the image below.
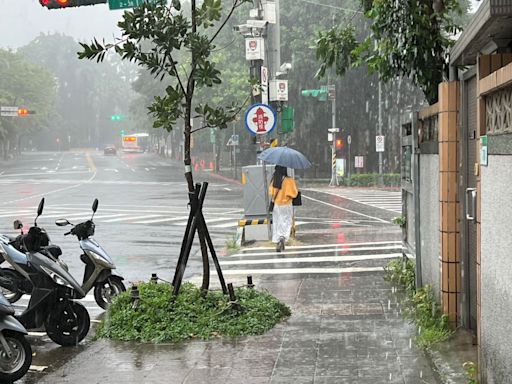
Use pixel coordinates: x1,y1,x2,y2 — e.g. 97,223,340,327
0,198,90,346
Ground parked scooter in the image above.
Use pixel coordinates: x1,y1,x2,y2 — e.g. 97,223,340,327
0,198,90,346
0,199,126,310
0,292,32,382
55,198,126,309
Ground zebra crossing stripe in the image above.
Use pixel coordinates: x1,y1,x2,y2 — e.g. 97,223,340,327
231,245,401,258
216,266,384,275
239,240,401,252
220,253,402,266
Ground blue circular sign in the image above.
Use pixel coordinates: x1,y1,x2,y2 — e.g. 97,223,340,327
244,103,277,136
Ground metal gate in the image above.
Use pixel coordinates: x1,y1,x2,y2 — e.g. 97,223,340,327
401,112,422,287
460,70,478,333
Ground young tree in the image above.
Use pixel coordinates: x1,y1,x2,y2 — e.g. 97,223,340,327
78,0,250,293
316,0,470,104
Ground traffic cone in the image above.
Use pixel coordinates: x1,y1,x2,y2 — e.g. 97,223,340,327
209,161,214,170
194,163,199,172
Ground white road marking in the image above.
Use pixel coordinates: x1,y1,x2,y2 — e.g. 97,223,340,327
221,253,401,265
224,187,232,191
231,246,401,258
103,214,162,223
104,168,119,173
302,194,389,223
29,365,48,372
239,240,401,252
216,266,384,275
134,215,190,224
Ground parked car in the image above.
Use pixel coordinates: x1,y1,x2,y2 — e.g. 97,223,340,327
104,146,117,155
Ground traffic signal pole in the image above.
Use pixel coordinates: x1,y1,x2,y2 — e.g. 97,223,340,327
330,92,338,187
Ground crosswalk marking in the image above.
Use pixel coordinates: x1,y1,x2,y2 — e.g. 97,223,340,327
215,240,400,276
220,253,401,266
232,245,401,258
217,267,384,275
306,188,402,213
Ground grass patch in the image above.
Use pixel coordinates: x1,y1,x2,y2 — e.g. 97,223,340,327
225,233,241,251
97,282,291,343
384,258,453,348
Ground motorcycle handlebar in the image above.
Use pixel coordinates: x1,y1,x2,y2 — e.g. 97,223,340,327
64,231,71,236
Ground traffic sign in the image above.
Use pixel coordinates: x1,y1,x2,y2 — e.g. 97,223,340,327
244,104,276,135
376,135,385,152
327,128,340,133
108,0,157,9
261,66,269,105
355,156,364,168
347,135,352,145
227,134,239,146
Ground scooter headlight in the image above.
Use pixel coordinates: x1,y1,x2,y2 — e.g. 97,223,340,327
86,250,115,269
40,265,71,288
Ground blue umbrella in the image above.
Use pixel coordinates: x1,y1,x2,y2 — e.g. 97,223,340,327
258,147,312,169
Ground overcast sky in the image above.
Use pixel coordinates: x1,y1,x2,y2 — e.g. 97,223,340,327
0,0,125,49
0,0,484,49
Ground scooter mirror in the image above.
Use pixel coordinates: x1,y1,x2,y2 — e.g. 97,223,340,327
92,198,99,213
13,220,23,230
37,198,45,217
55,219,70,227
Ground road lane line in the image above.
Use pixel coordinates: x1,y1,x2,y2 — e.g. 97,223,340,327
221,253,401,265
134,215,191,224
103,214,162,223
86,152,96,172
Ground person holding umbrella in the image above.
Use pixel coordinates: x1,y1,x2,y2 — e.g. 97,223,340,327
269,165,298,252
259,146,311,252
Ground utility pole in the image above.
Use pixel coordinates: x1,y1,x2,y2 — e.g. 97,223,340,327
330,90,337,186
378,79,383,184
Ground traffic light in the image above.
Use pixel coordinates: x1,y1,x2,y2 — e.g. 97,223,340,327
120,129,125,136
111,114,123,121
335,139,344,150
17,108,30,117
39,0,106,9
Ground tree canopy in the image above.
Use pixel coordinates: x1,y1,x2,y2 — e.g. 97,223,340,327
316,0,471,104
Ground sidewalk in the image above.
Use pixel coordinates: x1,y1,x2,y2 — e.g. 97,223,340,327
35,271,441,384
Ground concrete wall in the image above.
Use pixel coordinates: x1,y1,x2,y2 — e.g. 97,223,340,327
480,156,512,383
419,154,440,296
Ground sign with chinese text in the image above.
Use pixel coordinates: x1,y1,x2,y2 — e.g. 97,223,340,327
244,104,276,135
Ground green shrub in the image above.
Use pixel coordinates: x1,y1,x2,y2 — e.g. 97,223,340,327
384,258,453,348
340,173,400,187
97,282,291,343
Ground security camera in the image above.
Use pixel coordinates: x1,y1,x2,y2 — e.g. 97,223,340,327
234,24,252,36
246,19,267,29
279,63,292,72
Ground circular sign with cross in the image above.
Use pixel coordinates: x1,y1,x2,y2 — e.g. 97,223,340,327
244,104,277,135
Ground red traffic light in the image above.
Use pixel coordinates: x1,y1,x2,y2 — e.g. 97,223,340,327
335,139,344,149
17,108,29,117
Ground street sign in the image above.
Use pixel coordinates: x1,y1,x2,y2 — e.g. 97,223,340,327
355,156,364,168
245,38,265,61
262,0,276,23
261,66,269,105
108,0,156,9
0,106,18,117
227,134,239,146
244,104,276,135
269,79,288,102
328,85,336,100
347,135,352,145
327,128,340,133
376,135,385,152
327,133,333,142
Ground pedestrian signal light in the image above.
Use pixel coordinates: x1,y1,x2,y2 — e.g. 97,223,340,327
335,139,344,149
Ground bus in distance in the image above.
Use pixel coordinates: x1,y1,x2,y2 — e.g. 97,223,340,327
122,133,149,153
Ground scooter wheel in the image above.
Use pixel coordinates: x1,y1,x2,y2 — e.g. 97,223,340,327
94,277,126,310
0,331,32,382
45,300,90,346
0,269,24,304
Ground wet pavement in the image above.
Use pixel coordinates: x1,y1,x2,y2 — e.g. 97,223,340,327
0,152,441,383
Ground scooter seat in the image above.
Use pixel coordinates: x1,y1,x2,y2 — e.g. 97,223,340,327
42,245,62,259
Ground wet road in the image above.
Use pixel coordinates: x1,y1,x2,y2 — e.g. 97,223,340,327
0,151,437,383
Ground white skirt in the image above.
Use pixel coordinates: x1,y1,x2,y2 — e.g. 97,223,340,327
272,204,294,243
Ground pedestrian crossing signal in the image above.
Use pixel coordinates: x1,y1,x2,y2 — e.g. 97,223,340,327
335,139,344,149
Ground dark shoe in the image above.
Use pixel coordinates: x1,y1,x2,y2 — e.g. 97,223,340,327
278,238,285,252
